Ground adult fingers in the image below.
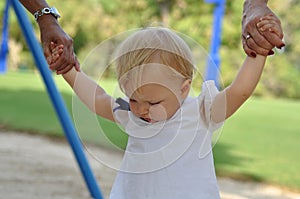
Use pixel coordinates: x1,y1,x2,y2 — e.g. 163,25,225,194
58,40,78,73
54,53,78,75
243,34,271,56
242,36,257,57
56,64,74,75
242,19,274,56
250,26,274,50
49,45,75,71
49,55,70,71
260,29,285,49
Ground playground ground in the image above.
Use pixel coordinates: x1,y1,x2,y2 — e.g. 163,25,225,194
1,130,300,199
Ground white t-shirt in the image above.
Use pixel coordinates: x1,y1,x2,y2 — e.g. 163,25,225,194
110,80,223,199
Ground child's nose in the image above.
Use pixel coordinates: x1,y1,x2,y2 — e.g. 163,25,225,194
138,102,150,115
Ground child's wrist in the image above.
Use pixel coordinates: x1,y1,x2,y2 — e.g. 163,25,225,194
62,66,77,76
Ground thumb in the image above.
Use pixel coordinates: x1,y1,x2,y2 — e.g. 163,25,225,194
46,56,52,65
43,43,51,59
43,43,52,65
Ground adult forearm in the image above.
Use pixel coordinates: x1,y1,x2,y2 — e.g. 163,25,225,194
19,0,59,28
19,0,49,14
244,0,268,13
244,0,268,6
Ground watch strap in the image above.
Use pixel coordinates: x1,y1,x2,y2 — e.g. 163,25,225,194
33,7,60,21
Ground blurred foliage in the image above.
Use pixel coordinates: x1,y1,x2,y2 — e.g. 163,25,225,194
1,0,300,98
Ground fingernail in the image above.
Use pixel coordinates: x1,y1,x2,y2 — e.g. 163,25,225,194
279,44,285,48
268,50,274,55
251,52,257,57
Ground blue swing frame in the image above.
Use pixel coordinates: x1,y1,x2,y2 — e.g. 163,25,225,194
9,0,103,198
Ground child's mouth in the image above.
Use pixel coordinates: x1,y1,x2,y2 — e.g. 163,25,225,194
140,117,152,123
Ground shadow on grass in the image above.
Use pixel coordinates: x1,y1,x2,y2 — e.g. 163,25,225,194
213,142,264,182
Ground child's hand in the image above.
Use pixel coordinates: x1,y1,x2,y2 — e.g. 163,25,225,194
47,42,64,67
257,14,284,44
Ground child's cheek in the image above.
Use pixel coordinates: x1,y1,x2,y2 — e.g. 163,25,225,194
129,103,138,116
149,104,167,122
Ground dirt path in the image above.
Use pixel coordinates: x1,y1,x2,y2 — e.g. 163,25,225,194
0,131,299,199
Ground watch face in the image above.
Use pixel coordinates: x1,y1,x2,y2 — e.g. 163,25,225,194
34,7,61,21
51,7,61,18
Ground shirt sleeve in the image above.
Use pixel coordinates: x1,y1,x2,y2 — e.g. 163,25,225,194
198,80,224,132
112,98,130,128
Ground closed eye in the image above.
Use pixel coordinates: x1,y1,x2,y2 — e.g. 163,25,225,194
129,99,137,103
149,101,161,106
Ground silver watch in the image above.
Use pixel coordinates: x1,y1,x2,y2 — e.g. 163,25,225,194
34,7,61,21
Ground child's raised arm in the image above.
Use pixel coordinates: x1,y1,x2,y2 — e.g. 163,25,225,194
62,68,116,122
211,55,266,123
211,14,283,123
50,44,116,122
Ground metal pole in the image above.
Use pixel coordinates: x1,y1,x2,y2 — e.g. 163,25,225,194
11,0,103,198
0,0,10,74
205,0,226,88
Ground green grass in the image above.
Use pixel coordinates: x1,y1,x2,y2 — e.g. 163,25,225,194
213,97,300,190
1,71,300,191
0,71,128,147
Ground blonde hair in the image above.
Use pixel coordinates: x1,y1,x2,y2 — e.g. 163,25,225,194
114,27,195,91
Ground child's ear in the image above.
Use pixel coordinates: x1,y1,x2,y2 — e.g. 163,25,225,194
180,79,192,99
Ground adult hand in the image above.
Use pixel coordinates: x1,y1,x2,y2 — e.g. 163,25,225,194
242,1,285,57
38,16,80,74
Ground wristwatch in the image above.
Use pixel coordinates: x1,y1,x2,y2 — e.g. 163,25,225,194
33,7,61,21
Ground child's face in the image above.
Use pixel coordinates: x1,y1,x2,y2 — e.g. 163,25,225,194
129,83,181,123
120,64,191,123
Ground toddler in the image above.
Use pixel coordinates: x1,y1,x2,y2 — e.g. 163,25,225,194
49,14,282,199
